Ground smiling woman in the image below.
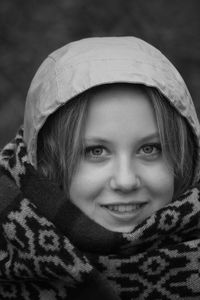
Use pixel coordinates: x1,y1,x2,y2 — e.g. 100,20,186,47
37,83,196,212
0,37,200,299
69,84,174,233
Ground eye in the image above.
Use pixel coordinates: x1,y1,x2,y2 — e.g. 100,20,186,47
84,145,108,160
139,143,161,157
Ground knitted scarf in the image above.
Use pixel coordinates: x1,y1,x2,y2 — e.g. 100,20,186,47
1,128,200,300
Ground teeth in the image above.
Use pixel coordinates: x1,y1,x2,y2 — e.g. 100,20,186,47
105,204,143,212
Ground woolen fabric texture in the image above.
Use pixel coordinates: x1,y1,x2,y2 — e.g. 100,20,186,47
1,129,200,299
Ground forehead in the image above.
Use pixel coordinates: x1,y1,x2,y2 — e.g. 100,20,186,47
84,84,158,139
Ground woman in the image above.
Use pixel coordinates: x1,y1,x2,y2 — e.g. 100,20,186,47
0,36,200,299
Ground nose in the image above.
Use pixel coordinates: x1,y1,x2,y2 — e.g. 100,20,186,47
109,156,141,192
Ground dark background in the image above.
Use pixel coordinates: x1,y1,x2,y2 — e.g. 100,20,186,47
1,0,200,147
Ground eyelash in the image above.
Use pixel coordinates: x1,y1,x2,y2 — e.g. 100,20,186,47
84,143,162,160
84,145,106,158
139,143,161,155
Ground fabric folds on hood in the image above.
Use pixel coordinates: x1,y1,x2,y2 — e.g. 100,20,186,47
23,36,200,182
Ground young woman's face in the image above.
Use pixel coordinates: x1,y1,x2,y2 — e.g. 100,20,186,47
69,85,174,232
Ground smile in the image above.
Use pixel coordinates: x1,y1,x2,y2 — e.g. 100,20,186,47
101,202,147,218
103,204,143,213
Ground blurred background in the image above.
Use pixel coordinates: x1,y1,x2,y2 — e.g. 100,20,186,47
0,0,200,147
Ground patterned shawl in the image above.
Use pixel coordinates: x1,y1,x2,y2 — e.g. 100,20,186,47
0,128,200,300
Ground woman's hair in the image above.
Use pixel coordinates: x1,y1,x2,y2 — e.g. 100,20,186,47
37,84,197,199
37,94,89,197
144,87,197,198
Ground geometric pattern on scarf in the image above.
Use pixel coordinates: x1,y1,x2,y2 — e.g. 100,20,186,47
94,184,200,297
1,128,200,299
94,188,200,299
0,198,90,299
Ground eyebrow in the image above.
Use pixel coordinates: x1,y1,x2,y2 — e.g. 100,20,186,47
134,133,160,143
84,138,112,145
84,133,160,144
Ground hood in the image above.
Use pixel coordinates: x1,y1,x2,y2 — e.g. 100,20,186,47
23,36,200,181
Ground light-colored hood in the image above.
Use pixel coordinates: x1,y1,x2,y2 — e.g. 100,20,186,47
24,36,200,181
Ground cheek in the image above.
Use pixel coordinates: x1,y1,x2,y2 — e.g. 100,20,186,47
144,163,174,201
69,163,109,201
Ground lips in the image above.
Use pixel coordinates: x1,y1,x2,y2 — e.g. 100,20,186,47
101,202,147,213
